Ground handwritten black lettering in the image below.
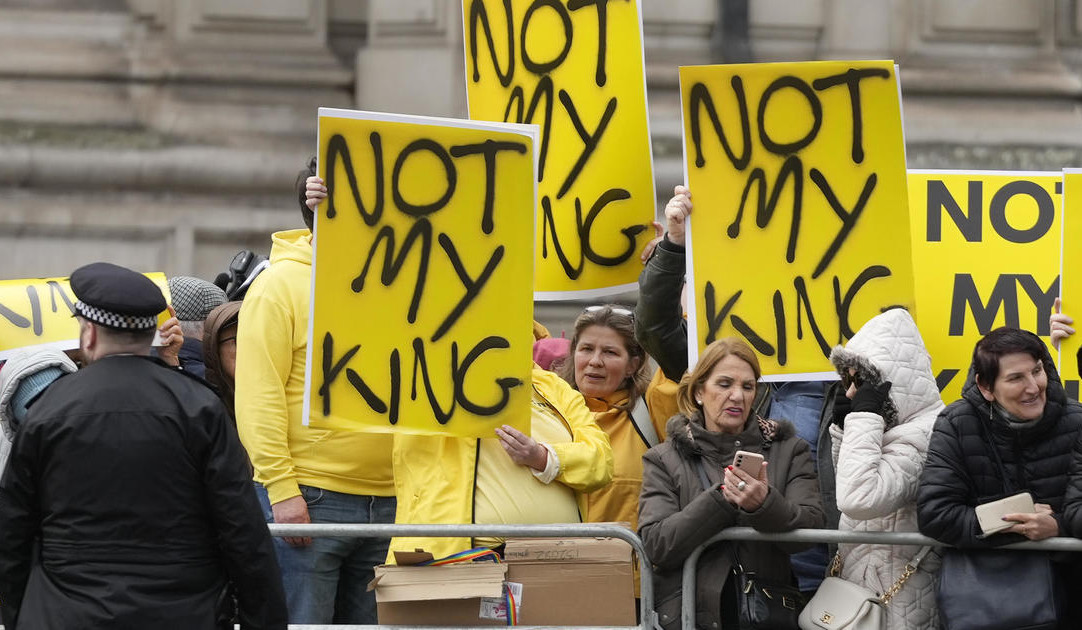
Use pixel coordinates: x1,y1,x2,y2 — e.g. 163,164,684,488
449,139,529,234
325,132,384,225
556,90,616,199
809,169,876,279
756,75,822,156
688,79,751,170
793,276,832,355
521,0,572,74
457,336,524,415
504,76,554,180
352,220,432,324
468,0,515,87
811,68,890,164
392,139,457,217
540,189,645,278
431,234,505,343
832,265,892,339
411,337,455,424
727,155,803,263
568,0,618,87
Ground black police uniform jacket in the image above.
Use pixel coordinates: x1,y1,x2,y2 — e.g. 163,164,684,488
0,355,286,629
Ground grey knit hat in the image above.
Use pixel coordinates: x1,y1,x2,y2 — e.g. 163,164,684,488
168,276,227,322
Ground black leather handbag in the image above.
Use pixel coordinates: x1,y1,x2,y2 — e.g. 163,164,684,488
731,560,806,630
936,415,1065,630
936,548,1062,630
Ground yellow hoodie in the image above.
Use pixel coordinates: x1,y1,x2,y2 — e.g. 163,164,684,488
235,229,393,504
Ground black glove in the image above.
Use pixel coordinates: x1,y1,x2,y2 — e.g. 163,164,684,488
851,381,892,415
831,388,851,429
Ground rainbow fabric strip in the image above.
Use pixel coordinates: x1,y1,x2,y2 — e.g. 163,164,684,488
418,547,502,566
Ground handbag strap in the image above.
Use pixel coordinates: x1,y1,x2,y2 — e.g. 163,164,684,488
628,396,659,448
829,545,933,604
879,545,934,605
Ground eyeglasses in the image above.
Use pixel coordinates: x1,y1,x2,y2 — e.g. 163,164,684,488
840,371,864,390
583,305,634,319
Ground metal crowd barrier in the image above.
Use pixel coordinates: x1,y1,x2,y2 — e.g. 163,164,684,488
268,522,658,630
679,527,1082,630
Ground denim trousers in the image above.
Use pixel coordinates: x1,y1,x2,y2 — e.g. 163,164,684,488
255,483,396,624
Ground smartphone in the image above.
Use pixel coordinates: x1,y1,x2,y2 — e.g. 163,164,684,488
732,450,764,478
975,492,1035,537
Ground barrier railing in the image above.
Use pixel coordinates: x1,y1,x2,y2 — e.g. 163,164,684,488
679,527,1082,630
268,522,657,630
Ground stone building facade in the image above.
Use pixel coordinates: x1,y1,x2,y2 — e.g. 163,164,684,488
1,0,1080,325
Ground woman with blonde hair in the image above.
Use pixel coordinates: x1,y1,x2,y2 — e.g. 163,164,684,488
638,337,823,629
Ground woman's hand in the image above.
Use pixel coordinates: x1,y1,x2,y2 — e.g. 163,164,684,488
663,185,692,246
495,424,548,472
305,175,327,212
639,221,665,263
1050,297,1074,350
1003,503,1059,541
722,461,769,512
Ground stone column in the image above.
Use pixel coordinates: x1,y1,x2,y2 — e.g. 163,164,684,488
355,0,467,118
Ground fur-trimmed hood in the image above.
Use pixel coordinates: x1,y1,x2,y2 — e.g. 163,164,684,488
830,309,942,425
666,411,797,458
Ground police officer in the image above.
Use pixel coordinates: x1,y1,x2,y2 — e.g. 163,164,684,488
0,262,286,629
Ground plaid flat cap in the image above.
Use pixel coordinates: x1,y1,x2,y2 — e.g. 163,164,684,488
168,276,227,322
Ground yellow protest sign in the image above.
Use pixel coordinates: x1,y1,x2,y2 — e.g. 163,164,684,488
0,273,171,361
908,171,1063,403
1058,170,1082,397
681,60,916,378
306,108,536,438
461,0,655,298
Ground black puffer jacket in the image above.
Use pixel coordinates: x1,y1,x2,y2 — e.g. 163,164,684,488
917,348,1082,548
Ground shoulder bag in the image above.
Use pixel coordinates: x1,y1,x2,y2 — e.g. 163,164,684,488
798,546,932,630
935,411,1063,630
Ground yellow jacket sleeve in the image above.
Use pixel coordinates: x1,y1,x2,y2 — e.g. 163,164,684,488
532,369,613,493
234,283,301,504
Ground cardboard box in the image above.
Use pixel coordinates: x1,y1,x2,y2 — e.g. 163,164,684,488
504,537,636,626
371,538,636,626
370,552,509,626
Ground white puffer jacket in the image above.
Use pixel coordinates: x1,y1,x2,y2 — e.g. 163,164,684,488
828,309,942,630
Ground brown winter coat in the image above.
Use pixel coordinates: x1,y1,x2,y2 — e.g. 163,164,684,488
638,412,824,629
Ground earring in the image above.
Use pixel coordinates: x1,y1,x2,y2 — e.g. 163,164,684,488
695,398,702,405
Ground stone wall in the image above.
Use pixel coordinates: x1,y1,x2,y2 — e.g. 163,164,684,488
3,0,1082,329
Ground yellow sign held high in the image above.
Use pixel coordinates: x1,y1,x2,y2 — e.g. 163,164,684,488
461,0,655,298
1057,170,1082,396
908,171,1064,403
0,273,171,360
307,109,537,438
681,60,916,378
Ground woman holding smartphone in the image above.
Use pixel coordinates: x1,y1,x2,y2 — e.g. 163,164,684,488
638,337,824,630
828,308,942,629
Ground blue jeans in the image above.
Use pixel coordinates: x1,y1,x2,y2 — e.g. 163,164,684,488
255,483,396,624
768,381,829,593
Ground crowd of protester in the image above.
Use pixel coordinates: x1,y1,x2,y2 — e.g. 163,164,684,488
2,171,1082,630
